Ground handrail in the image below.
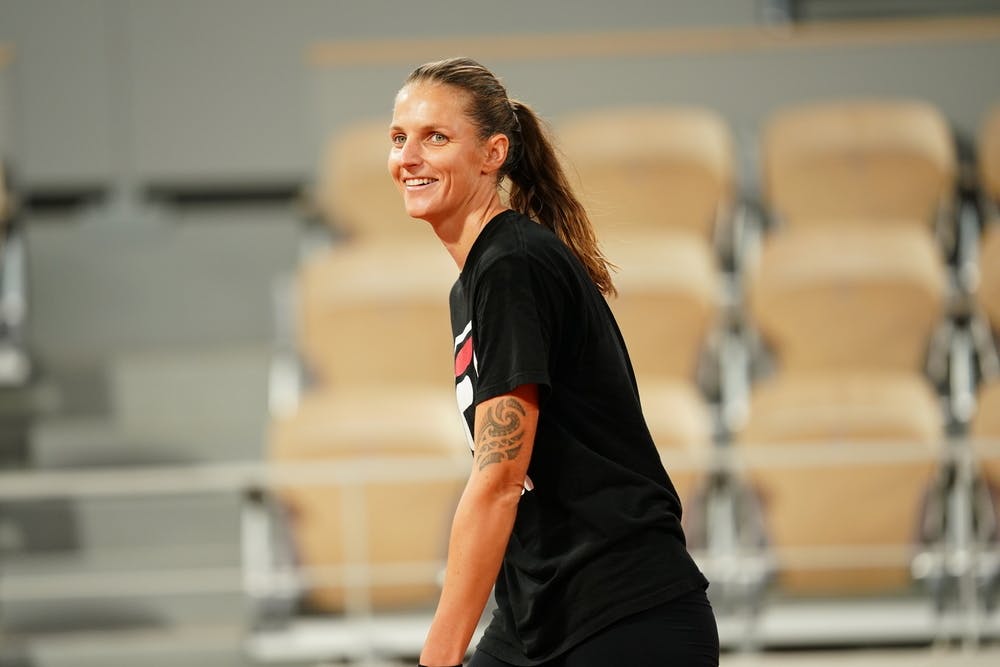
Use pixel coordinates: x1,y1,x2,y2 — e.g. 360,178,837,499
307,15,1000,68
1,438,997,501
0,457,469,501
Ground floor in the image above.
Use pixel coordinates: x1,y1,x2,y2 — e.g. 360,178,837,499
722,647,1000,666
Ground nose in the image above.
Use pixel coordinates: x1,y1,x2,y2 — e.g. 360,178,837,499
398,137,422,169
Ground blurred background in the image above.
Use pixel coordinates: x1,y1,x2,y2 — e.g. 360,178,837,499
1,0,1000,665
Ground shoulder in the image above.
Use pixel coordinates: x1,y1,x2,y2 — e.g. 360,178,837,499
474,211,570,277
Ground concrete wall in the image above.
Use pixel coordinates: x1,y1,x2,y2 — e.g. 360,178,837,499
0,0,994,455
0,0,758,187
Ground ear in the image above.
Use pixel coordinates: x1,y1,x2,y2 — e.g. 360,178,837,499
482,133,509,175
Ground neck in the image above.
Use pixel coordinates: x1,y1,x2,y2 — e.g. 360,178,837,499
432,192,507,270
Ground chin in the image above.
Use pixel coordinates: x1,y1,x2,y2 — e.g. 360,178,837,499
403,200,438,223
404,205,431,222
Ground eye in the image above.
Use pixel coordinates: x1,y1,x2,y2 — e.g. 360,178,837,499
429,132,448,144
390,133,406,147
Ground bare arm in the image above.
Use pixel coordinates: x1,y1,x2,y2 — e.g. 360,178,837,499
419,383,539,666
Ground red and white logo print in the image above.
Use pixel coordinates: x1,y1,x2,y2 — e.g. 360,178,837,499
454,320,477,452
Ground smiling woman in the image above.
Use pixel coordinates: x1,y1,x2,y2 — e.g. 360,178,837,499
388,82,507,239
388,57,717,667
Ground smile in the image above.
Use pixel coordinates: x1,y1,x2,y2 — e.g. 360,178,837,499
403,177,438,188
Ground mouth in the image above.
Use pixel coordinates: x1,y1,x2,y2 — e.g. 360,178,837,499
403,177,438,189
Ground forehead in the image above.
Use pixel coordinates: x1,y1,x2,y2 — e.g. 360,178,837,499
392,82,471,125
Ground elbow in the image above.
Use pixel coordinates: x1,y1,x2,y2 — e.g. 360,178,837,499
464,475,526,513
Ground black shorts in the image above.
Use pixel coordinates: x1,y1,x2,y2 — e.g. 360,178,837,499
468,587,719,667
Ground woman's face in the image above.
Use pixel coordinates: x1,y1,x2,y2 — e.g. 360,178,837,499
388,82,498,225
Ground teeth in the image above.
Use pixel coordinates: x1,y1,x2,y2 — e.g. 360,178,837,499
404,178,437,186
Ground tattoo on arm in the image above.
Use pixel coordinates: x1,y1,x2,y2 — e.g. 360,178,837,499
475,398,527,471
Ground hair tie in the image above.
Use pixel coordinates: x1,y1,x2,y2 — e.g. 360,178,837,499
506,101,523,170
509,101,522,136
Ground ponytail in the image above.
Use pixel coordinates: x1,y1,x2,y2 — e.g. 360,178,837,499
506,101,616,297
405,57,616,297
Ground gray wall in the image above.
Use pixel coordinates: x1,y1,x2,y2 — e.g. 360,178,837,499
0,0,996,454
4,1,996,190
0,0,759,187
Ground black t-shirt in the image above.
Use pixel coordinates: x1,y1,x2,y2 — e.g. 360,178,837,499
450,210,708,664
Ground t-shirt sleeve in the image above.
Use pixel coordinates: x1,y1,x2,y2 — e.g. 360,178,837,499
472,253,555,404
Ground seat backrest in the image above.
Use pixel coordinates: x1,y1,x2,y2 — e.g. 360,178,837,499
741,372,943,445
296,241,456,387
977,223,1000,332
748,225,947,373
606,233,719,380
738,371,942,594
972,379,1000,439
269,387,465,612
270,387,464,460
639,379,713,509
971,378,1000,495
315,119,428,241
285,475,460,611
762,100,956,228
558,107,735,239
980,105,1000,206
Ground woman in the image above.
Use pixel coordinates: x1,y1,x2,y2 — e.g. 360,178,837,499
388,57,718,667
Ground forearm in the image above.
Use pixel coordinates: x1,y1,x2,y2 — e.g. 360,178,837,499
421,385,539,666
419,480,521,666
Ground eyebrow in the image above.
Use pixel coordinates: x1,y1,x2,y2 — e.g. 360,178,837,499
388,123,450,134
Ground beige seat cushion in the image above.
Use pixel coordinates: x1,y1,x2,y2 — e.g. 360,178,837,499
972,378,1000,496
748,225,946,373
606,232,720,380
558,107,735,239
738,371,942,594
741,372,943,445
296,241,456,387
270,386,465,460
270,386,466,611
977,224,1000,332
980,105,1000,205
762,100,955,227
637,378,714,509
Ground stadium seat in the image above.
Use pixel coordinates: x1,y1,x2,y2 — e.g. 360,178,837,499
295,241,456,388
972,379,1000,487
270,238,464,613
557,107,735,241
740,221,949,594
980,224,1000,331
762,100,956,230
973,218,1000,537
738,371,942,594
269,387,465,612
641,381,714,510
747,225,948,373
315,119,429,241
606,234,721,380
973,108,1000,500
605,233,720,507
970,377,1000,609
979,105,1000,209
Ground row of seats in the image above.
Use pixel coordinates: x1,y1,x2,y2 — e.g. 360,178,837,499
264,99,1000,616
588,102,960,596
